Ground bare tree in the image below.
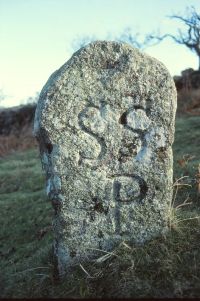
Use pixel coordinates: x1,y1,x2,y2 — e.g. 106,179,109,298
148,6,200,70
115,27,156,50
25,92,39,105
71,29,152,51
71,34,97,52
0,89,6,103
71,6,200,71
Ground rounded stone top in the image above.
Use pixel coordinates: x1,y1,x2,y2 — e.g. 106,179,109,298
70,40,163,68
34,40,176,139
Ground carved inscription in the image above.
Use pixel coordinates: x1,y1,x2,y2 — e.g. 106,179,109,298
112,175,148,234
78,105,107,163
78,105,150,163
77,102,150,205
113,175,148,203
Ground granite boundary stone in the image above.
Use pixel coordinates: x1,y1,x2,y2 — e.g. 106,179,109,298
34,41,177,276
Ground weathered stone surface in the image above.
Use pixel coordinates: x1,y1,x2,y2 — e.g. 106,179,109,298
34,41,177,276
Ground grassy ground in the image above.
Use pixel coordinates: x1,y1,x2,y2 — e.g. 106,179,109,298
0,116,200,298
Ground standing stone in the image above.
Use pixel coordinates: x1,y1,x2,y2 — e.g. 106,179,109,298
34,41,177,276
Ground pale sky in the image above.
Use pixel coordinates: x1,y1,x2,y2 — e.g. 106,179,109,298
0,0,200,107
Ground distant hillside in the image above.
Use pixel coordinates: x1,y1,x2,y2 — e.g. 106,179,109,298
0,103,36,136
0,104,37,156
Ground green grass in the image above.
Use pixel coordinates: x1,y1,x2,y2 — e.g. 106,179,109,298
0,116,200,298
173,116,200,209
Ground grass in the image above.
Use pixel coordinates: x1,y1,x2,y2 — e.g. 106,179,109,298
0,116,200,298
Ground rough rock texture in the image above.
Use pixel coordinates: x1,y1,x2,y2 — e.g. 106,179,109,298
34,41,177,276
